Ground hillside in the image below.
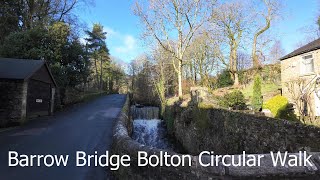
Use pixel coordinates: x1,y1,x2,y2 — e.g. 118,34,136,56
212,63,281,105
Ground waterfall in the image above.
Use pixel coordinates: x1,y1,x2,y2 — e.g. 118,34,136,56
132,119,173,150
130,106,180,151
131,106,159,120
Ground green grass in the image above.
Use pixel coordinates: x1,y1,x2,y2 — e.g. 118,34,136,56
241,82,280,102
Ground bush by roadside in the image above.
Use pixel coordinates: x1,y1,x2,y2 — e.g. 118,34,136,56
218,90,247,110
263,95,298,121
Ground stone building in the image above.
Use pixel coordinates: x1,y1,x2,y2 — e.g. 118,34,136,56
0,58,57,126
280,38,320,117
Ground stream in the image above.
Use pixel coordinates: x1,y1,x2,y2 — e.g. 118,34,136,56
130,105,180,151
132,119,174,150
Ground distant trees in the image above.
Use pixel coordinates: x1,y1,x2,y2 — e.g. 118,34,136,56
129,55,157,105
213,1,248,86
129,46,177,107
132,0,286,101
237,51,252,71
134,0,213,98
186,33,217,87
268,40,285,63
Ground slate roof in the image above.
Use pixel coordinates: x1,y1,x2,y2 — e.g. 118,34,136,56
0,58,57,86
280,38,320,61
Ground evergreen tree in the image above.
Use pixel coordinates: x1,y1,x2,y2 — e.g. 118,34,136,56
252,75,262,110
85,23,109,90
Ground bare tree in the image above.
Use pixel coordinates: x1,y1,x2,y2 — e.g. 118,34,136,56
19,0,84,29
134,0,214,98
252,0,280,69
237,51,251,71
186,32,217,87
150,46,175,114
268,40,285,63
285,79,317,124
213,1,248,86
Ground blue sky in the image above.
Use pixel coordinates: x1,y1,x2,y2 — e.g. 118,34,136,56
76,0,320,63
76,0,143,63
278,0,319,52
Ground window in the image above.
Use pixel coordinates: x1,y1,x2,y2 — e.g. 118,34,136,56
301,54,314,74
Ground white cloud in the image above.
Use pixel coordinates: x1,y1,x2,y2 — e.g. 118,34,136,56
79,37,87,45
83,26,141,62
104,26,117,37
115,35,136,54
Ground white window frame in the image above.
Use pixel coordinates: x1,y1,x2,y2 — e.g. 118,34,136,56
300,53,314,75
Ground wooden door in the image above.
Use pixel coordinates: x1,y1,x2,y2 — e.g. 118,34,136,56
27,80,51,118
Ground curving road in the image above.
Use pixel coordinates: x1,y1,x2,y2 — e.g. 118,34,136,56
0,94,126,180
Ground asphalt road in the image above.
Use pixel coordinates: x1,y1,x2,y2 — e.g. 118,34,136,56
0,94,126,180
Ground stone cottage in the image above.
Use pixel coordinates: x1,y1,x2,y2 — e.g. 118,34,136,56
0,58,57,126
280,38,320,117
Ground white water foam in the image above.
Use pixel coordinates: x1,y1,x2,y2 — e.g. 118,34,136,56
132,119,172,149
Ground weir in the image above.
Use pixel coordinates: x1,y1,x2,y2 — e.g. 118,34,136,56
130,105,159,119
130,105,178,151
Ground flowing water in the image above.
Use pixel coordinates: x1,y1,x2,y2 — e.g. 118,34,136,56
132,119,174,150
131,106,183,151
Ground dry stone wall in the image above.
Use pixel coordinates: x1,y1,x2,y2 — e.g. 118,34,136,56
173,106,320,155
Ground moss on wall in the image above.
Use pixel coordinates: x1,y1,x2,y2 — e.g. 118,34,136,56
193,107,210,129
166,103,320,155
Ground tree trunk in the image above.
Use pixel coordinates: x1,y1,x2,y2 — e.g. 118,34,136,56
230,47,239,86
189,63,195,85
252,16,271,69
100,56,103,91
194,70,197,85
252,36,260,69
94,58,99,89
234,72,239,86
178,60,183,99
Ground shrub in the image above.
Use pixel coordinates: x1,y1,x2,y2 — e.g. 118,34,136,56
263,95,298,121
216,69,234,88
251,74,262,110
163,106,175,134
219,90,246,110
198,102,215,109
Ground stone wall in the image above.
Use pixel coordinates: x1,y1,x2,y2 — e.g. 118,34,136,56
173,105,320,155
111,96,320,179
0,79,26,126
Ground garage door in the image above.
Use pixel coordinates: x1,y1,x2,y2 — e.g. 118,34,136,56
27,79,51,118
